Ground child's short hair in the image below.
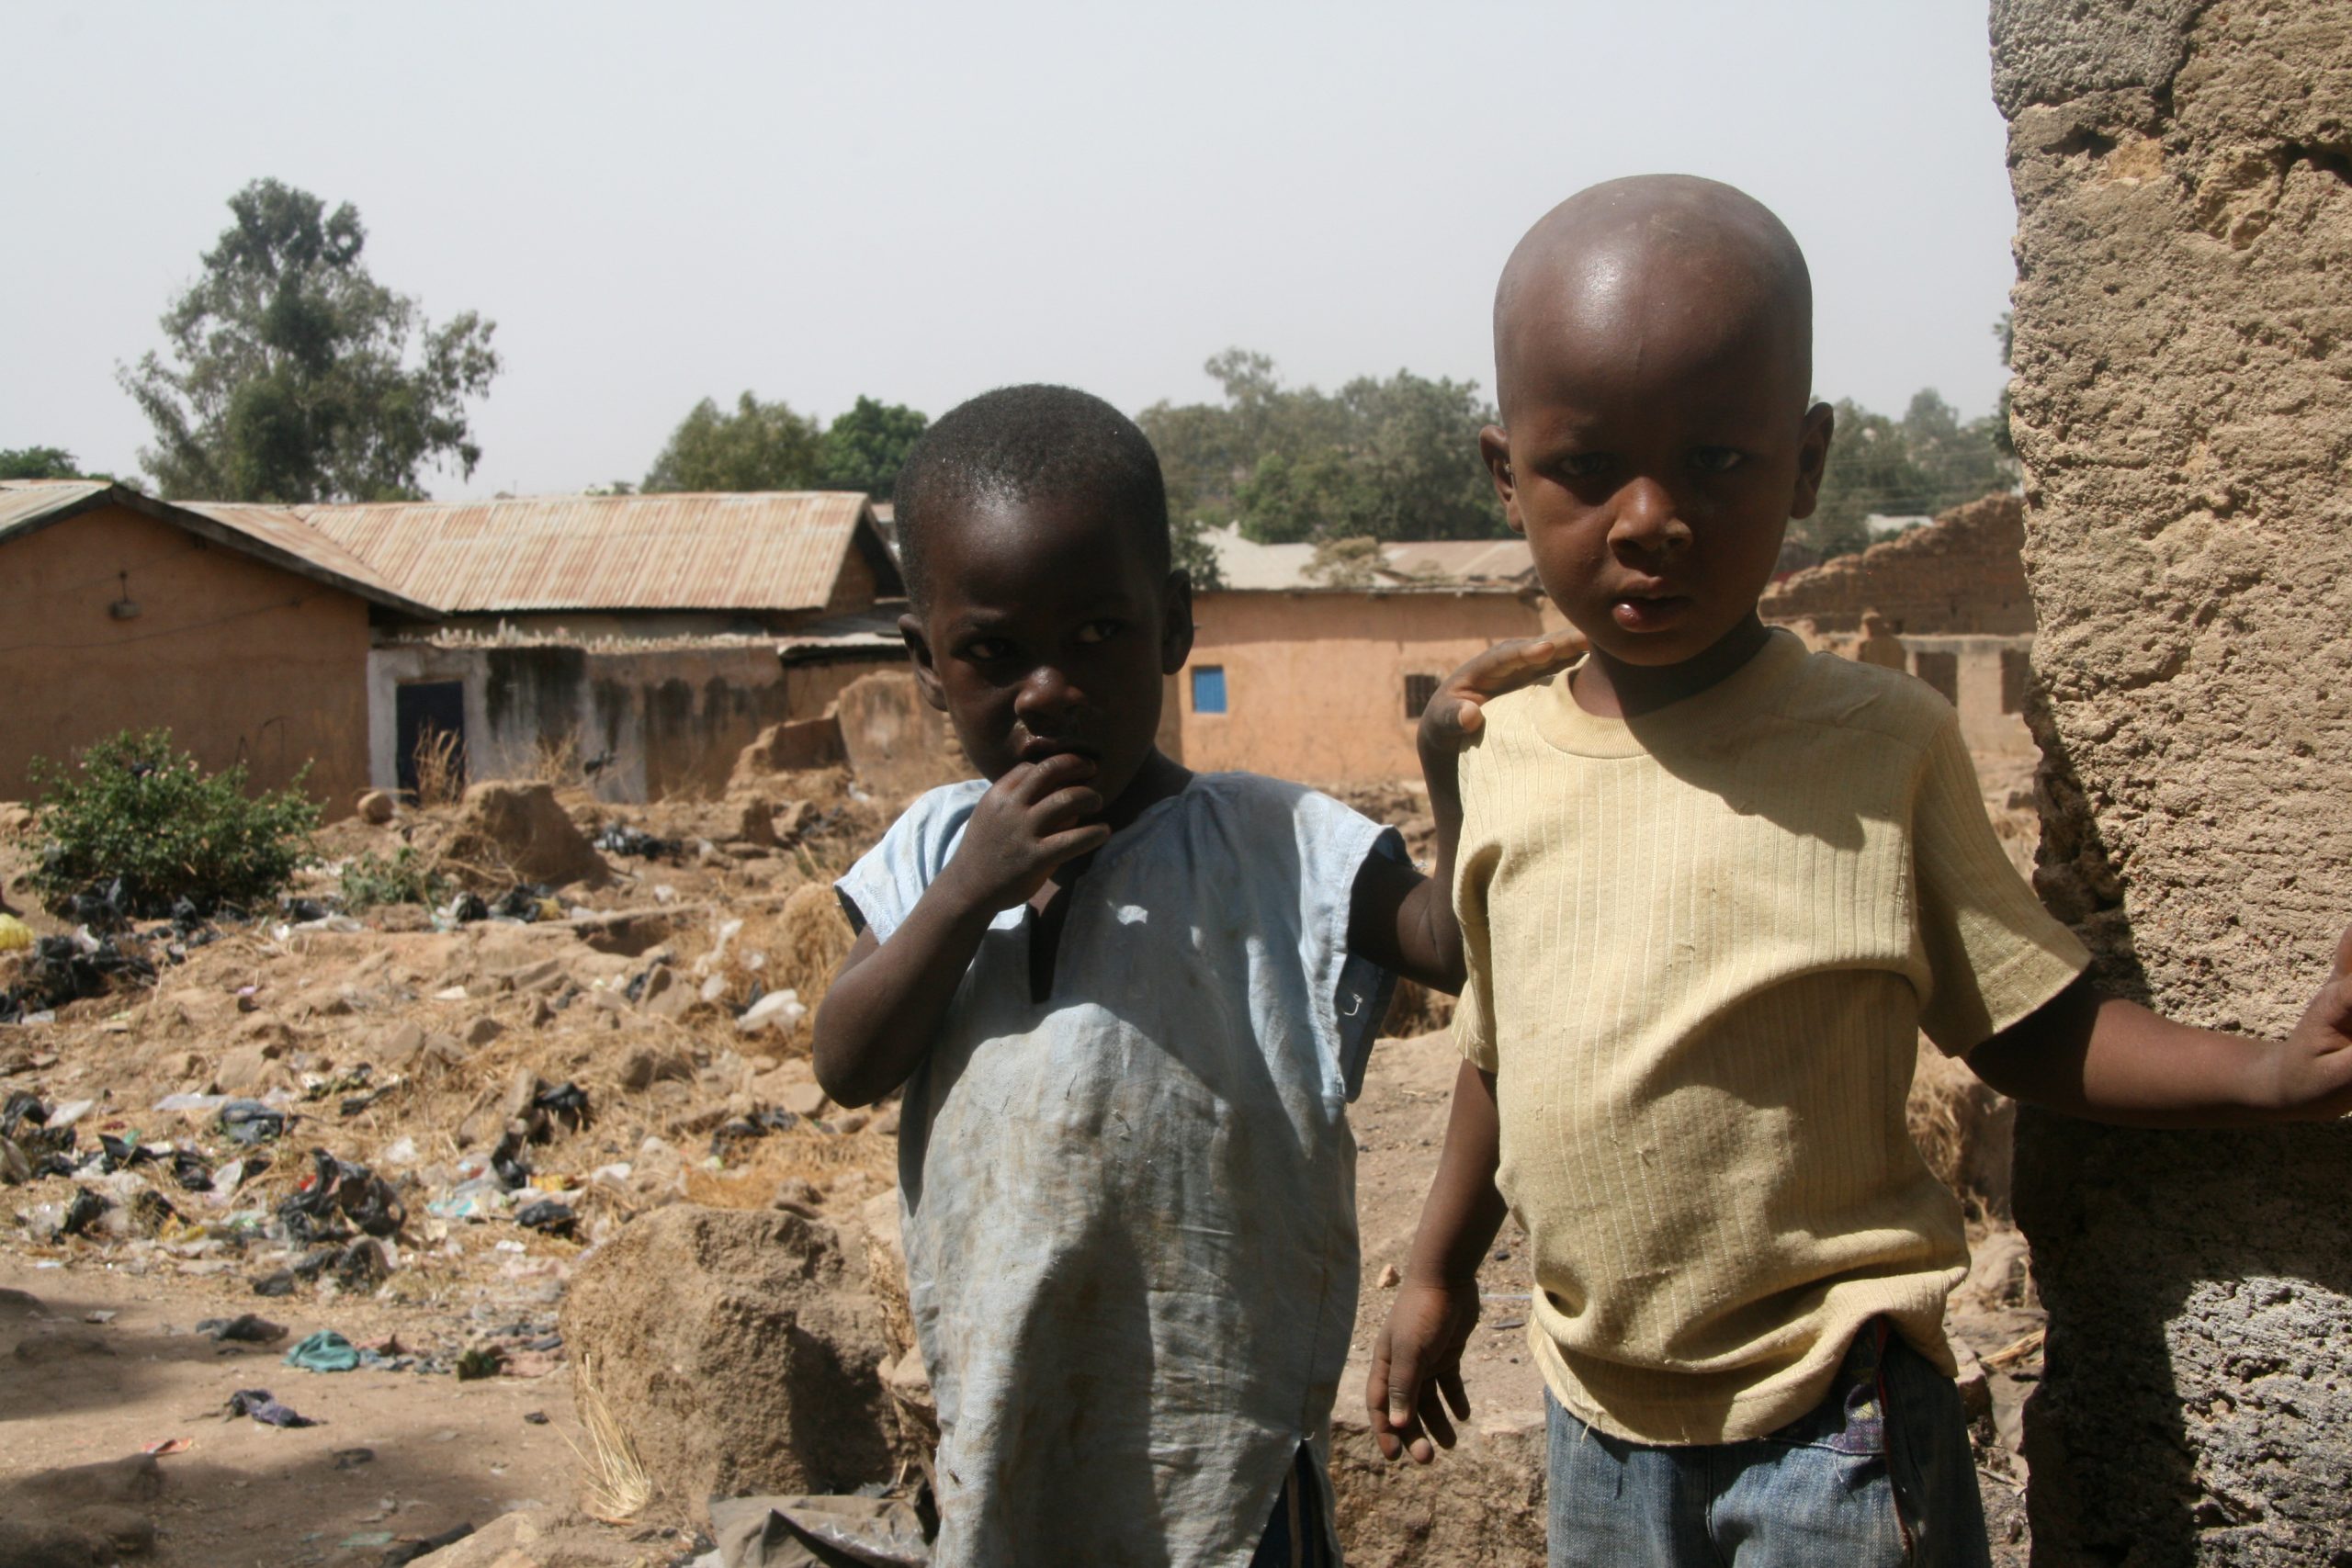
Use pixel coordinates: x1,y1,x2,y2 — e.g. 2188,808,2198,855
891,383,1170,606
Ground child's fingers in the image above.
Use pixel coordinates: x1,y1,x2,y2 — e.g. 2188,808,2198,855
1031,784,1105,829
1436,1361,1472,1422
1417,1382,1459,1452
1010,750,1099,804
2333,922,2352,978
1037,823,1113,865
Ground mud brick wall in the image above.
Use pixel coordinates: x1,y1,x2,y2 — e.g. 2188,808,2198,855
1758,492,2035,637
1993,1,2352,1562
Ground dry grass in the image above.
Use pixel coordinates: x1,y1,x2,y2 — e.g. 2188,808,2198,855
682,1123,894,1210
566,1352,655,1522
526,730,584,787
412,728,466,808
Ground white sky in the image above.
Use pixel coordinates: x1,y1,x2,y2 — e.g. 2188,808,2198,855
5,1,2018,500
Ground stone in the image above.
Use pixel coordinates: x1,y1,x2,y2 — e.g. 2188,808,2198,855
1996,4,2352,1558
559,1205,904,1501
213,1042,285,1095
735,795,778,848
355,789,396,826
774,799,819,841
451,783,611,889
461,1016,505,1050
374,1022,426,1067
617,1046,692,1093
775,1082,827,1121
729,717,846,787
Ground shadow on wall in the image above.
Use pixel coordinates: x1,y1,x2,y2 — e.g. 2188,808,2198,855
2016,704,2352,1567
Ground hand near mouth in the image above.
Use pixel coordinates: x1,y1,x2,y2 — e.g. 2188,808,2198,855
944,751,1111,915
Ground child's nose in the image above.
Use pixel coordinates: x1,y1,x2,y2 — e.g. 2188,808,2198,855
1014,663,1082,720
1607,477,1693,561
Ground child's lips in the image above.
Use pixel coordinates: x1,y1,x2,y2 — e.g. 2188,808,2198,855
1611,594,1694,632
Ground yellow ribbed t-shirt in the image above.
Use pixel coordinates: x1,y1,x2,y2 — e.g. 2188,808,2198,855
1453,630,2088,1445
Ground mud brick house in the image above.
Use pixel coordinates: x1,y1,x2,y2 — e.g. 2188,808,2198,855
167,491,904,804
0,479,435,812
1178,525,1566,784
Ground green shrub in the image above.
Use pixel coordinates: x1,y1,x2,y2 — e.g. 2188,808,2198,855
28,729,320,919
339,847,444,910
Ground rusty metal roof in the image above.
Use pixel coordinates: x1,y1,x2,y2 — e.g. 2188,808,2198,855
271,491,898,615
1,481,439,617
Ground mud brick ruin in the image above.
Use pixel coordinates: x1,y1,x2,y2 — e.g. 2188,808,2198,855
1996,1,2352,1560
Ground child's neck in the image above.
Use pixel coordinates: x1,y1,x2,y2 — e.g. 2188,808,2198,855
1572,613,1773,719
1102,748,1192,831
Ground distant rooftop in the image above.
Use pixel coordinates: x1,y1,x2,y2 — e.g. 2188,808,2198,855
1197,523,1534,592
181,491,902,615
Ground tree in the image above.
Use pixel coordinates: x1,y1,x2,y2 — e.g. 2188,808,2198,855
818,396,928,499
0,446,113,482
1797,386,2022,562
119,178,500,502
1138,351,1508,546
642,392,822,492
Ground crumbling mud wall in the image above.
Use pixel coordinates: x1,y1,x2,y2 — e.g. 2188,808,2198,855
1994,2,2352,1562
1758,492,2035,637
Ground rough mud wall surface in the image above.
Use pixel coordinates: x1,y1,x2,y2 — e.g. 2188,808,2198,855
1758,493,2035,636
1998,2,2352,1563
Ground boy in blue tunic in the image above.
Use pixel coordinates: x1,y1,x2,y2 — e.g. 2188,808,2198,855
814,385,1464,1568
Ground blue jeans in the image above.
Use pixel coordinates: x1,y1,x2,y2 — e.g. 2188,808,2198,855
1545,1324,1990,1567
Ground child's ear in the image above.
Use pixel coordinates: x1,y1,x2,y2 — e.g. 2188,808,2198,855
1480,425,1524,536
1159,570,1196,674
898,613,951,713
1786,401,1836,521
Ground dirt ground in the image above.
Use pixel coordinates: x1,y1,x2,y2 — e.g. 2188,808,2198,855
0,754,2049,1565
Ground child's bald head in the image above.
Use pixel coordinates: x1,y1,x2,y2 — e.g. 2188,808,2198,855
1478,176,1834,675
1493,175,1814,424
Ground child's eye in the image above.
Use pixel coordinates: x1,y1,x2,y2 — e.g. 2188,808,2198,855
961,637,1014,663
1690,446,1745,475
1074,620,1124,646
1556,452,1611,480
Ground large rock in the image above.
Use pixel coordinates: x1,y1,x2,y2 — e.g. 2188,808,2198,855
453,782,610,889
1996,2,2352,1561
1327,1414,1546,1568
560,1205,901,1508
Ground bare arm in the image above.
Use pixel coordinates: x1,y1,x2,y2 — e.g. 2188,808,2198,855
812,754,1107,1109
1970,926,2352,1126
1368,1059,1510,1463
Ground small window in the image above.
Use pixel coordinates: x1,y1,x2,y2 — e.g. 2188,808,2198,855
1192,666,1227,715
1403,672,1441,721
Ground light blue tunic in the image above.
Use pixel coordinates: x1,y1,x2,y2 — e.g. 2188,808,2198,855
837,773,1401,1568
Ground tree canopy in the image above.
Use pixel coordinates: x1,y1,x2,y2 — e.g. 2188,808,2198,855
1794,387,2017,560
818,396,928,499
119,178,501,502
641,392,822,493
1139,350,1509,546
0,446,114,483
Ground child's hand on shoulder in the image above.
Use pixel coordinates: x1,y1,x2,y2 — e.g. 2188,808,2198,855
1419,632,1585,756
2271,924,2352,1119
943,753,1112,915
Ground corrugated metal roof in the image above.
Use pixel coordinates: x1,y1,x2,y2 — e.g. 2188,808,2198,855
1,480,439,617
1381,539,1536,584
283,491,888,614
1199,522,1533,593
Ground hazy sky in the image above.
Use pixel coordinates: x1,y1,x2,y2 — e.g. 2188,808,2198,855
6,2,2018,501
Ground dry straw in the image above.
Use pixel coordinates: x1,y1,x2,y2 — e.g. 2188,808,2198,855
565,1351,655,1522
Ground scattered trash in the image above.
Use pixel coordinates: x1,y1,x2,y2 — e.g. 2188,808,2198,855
533,1080,590,1134
226,1387,319,1427
251,1269,297,1298
170,1147,215,1191
198,1314,287,1344
58,1187,110,1237
593,822,678,860
514,1200,575,1238
142,1437,193,1456
333,1447,376,1469
456,1346,505,1381
84,1308,118,1324
284,1330,362,1373
279,1148,406,1242
0,914,31,953
441,892,490,925
734,988,807,1036
0,929,160,1021
490,1128,533,1190
522,1410,548,1426
218,1100,287,1146
489,885,554,922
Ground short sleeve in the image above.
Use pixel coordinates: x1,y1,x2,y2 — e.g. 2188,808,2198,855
1452,839,1500,1073
1911,716,2089,1055
833,781,989,945
1284,785,1405,1101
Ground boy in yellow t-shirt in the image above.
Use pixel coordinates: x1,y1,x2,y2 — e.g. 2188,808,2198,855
1367,175,2352,1567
